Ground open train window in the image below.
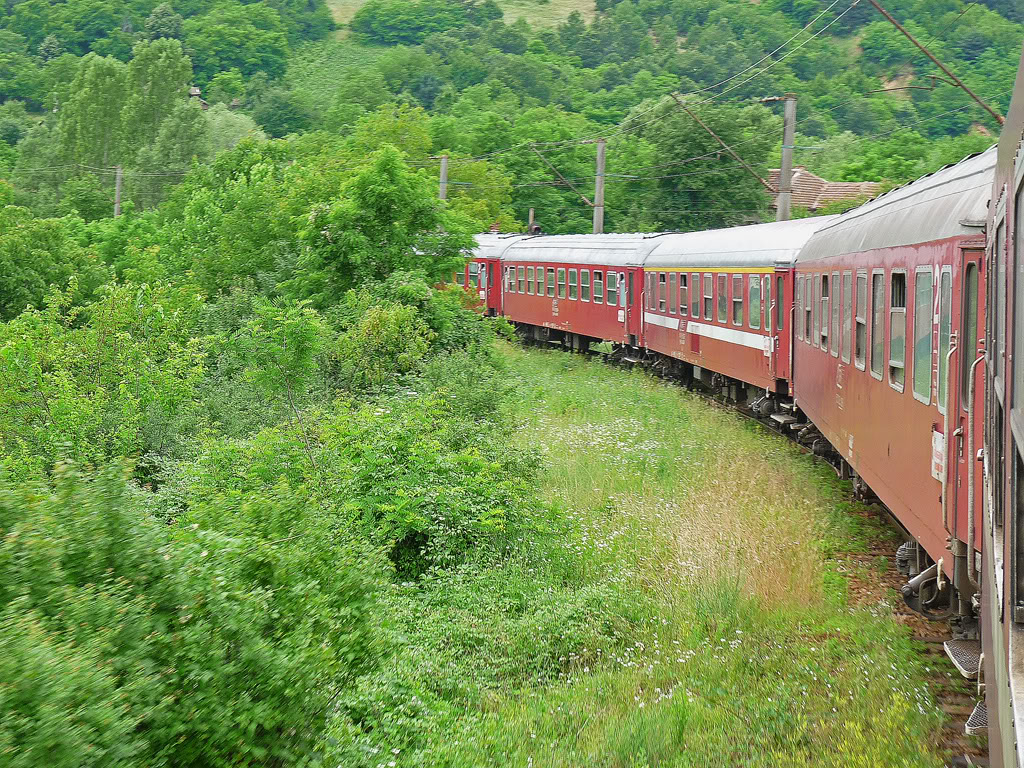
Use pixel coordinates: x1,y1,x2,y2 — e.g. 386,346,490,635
659,273,667,312
581,270,591,302
526,267,534,294
593,270,603,303
546,267,555,297
517,266,525,293
855,272,867,370
796,275,804,340
937,269,952,413
606,272,617,306
831,271,840,358
717,274,727,323
841,272,852,364
679,274,688,316
469,261,479,288
961,262,978,410
669,273,676,314
805,276,812,345
569,269,578,300
819,274,829,349
504,267,511,292
703,273,713,320
889,270,907,391
646,273,655,310
871,271,884,379
913,268,933,404
749,276,761,330
732,275,743,326
691,273,699,317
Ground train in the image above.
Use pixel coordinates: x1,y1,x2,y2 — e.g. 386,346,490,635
457,44,1024,765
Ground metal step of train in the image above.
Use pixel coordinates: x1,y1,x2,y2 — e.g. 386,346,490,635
944,639,981,679
965,699,988,736
769,413,800,429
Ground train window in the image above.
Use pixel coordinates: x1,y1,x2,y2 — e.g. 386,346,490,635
646,273,655,310
547,267,555,297
581,270,591,302
659,273,667,312
855,272,867,370
558,268,567,299
489,264,495,290
691,273,700,317
703,273,713,320
469,261,479,288
938,270,952,412
718,274,727,323
776,276,784,331
669,273,676,315
456,267,465,286
1015,186,1024,412
890,271,907,391
997,222,1006,384
569,269,578,300
962,262,978,408
831,271,840,358
526,267,534,294
504,267,510,292
841,272,852,364
732,275,743,326
796,275,804,340
805,276,812,345
518,266,525,293
812,274,820,347
913,268,933,404
607,272,618,306
626,273,632,307
871,271,884,379
679,274,688,316
749,276,761,330
820,274,829,348
593,270,604,304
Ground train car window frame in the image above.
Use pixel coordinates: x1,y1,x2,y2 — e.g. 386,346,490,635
679,274,688,316
557,268,566,299
775,276,784,331
593,270,604,304
870,270,884,380
607,271,618,306
526,266,534,294
703,273,713,320
961,261,978,410
732,275,743,326
841,271,853,364
659,272,667,312
796,275,804,340
749,275,761,330
889,269,907,392
717,274,727,323
646,272,655,310
569,269,578,300
581,270,591,302
820,274,830,349
456,266,465,286
504,266,511,292
669,273,677,315
912,267,933,405
469,261,479,289
855,271,867,371
997,221,1007,390
804,275,812,345
547,267,555,297
623,272,630,307
937,266,952,415
691,273,700,317
517,266,525,293
812,273,819,347
831,271,840,358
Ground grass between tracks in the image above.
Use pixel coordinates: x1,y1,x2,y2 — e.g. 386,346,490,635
325,342,945,767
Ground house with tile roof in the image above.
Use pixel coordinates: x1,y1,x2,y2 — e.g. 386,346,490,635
767,167,881,213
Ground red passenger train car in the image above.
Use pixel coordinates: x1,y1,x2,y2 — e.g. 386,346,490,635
794,148,994,585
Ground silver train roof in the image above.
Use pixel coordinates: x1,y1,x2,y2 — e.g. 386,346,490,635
797,145,996,263
494,233,662,267
643,216,836,269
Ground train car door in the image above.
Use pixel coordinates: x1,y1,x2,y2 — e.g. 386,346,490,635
947,248,986,554
771,268,792,385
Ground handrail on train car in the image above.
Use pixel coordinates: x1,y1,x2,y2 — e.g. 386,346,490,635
942,333,959,535
967,351,986,588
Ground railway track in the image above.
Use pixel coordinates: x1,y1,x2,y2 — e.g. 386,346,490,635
529,336,987,765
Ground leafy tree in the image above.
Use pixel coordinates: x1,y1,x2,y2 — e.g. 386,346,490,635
58,53,129,169
250,85,315,137
184,4,289,83
205,103,265,155
121,38,193,157
205,67,244,104
144,2,184,40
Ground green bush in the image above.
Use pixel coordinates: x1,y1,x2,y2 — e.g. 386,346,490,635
0,465,384,768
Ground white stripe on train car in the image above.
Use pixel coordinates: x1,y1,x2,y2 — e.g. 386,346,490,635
643,312,680,330
686,321,767,351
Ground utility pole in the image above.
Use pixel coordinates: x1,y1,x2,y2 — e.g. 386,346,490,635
439,154,448,200
593,138,606,235
528,207,536,232
866,0,1004,125
113,165,123,217
777,94,796,222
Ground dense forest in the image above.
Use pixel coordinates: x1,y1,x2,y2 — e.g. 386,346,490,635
0,0,1021,765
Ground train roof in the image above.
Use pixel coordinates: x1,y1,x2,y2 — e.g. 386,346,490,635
797,145,996,264
496,233,662,267
472,233,534,259
643,217,836,270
